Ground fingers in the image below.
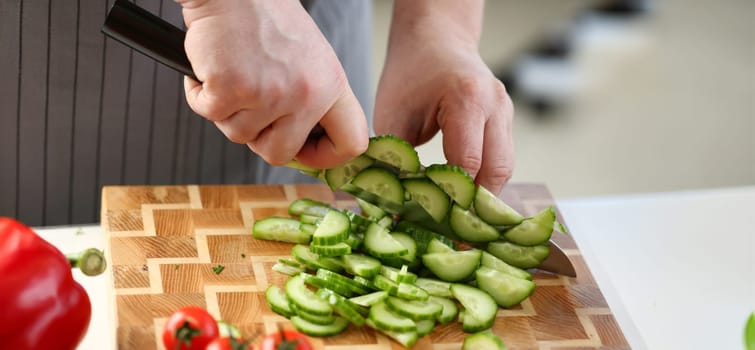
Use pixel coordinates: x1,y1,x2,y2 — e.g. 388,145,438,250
439,95,486,181
295,89,369,169
476,93,515,194
183,76,239,122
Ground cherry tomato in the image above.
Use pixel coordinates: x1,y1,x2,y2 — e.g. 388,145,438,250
162,306,220,350
205,336,252,350
260,328,312,350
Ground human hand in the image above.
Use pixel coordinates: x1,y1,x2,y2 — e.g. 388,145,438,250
176,0,368,168
374,2,514,194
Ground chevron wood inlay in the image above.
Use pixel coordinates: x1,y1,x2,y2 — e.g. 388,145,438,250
101,184,629,350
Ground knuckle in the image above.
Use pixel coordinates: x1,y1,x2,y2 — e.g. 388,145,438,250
458,154,483,176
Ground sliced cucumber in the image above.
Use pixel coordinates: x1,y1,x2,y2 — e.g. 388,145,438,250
278,258,303,269
385,297,443,321
344,233,363,250
376,215,394,229
252,217,310,244
451,283,497,333
380,265,417,284
474,186,524,226
285,274,333,316
373,274,399,295
486,241,550,269
502,206,556,246
311,210,350,246
364,223,408,258
265,285,294,318
414,278,453,298
316,288,366,327
303,274,356,298
365,319,419,348
402,178,450,222
316,269,370,296
416,319,436,337
272,262,305,276
475,266,536,308
288,198,331,217
291,315,349,337
463,331,507,350
365,135,421,173
368,301,417,332
425,164,476,209
425,238,455,254
481,251,532,281
394,220,457,254
299,223,316,236
428,296,458,324
298,214,321,225
351,167,405,205
357,197,387,220
290,303,337,325
291,244,344,273
422,250,481,282
449,204,501,242
397,282,429,301
352,275,378,292
342,254,382,279
349,291,389,307
324,154,375,190
391,232,417,264
309,242,351,257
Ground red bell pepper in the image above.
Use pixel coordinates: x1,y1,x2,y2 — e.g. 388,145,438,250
0,217,107,349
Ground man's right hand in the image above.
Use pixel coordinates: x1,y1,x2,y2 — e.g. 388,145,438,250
177,0,368,169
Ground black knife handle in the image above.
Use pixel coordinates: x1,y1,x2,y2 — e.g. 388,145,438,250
101,0,325,140
102,0,197,81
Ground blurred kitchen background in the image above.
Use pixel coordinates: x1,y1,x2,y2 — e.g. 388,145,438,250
371,0,754,199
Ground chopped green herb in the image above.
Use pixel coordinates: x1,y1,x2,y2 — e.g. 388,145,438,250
240,253,247,258
174,264,180,270
212,265,226,275
75,228,84,236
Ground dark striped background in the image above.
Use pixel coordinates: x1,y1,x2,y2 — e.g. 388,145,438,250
0,0,277,226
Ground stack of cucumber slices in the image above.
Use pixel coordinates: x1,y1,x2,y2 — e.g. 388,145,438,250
254,135,567,349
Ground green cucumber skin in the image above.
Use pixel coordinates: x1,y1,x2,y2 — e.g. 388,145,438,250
324,154,375,190
481,251,532,281
486,241,550,269
450,283,497,333
351,167,405,206
365,135,421,173
425,164,476,209
422,250,481,282
253,217,310,244
402,178,450,223
476,266,536,308
473,185,524,226
502,207,556,246
291,316,349,337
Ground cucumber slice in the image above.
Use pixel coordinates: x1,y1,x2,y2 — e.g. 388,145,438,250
316,269,370,295
344,234,363,250
402,178,450,222
349,291,389,307
252,217,310,244
351,167,405,205
290,303,337,325
373,274,399,295
217,320,242,339
474,186,524,226
397,282,429,301
502,207,556,246
428,296,458,324
450,283,497,333
425,238,455,254
365,319,419,348
299,223,316,236
278,258,303,269
463,331,507,350
343,209,371,229
385,297,442,321
422,250,481,282
416,319,436,337
368,301,417,332
317,288,367,327
342,254,382,279
309,242,351,257
291,244,344,273
303,274,356,298
380,265,417,284
272,262,305,276
298,214,321,225
391,232,417,264
291,316,349,337
365,135,421,173
364,223,408,258
357,197,387,220
377,215,394,229
481,251,532,281
324,154,375,190
475,266,536,308
288,198,331,217
394,220,457,254
285,274,333,316
425,164,476,209
449,204,501,242
486,241,550,269
352,275,378,292
312,210,350,246
414,278,453,298
265,285,294,318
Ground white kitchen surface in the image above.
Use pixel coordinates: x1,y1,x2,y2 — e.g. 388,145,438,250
33,186,755,350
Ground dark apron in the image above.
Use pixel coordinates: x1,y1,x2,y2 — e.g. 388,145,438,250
0,0,373,226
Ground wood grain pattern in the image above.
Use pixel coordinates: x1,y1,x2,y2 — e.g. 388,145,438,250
102,184,630,350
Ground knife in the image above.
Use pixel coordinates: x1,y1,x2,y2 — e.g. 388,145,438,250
102,0,576,278
101,0,325,139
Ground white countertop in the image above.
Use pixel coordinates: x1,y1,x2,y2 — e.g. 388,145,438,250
34,186,755,350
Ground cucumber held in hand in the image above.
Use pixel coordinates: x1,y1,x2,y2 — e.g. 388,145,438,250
425,164,476,209
324,154,375,190
474,185,524,226
365,134,421,173
502,206,557,246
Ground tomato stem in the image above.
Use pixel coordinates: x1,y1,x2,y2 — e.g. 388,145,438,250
66,248,107,276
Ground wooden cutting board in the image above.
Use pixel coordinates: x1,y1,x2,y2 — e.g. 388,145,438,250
101,184,629,350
